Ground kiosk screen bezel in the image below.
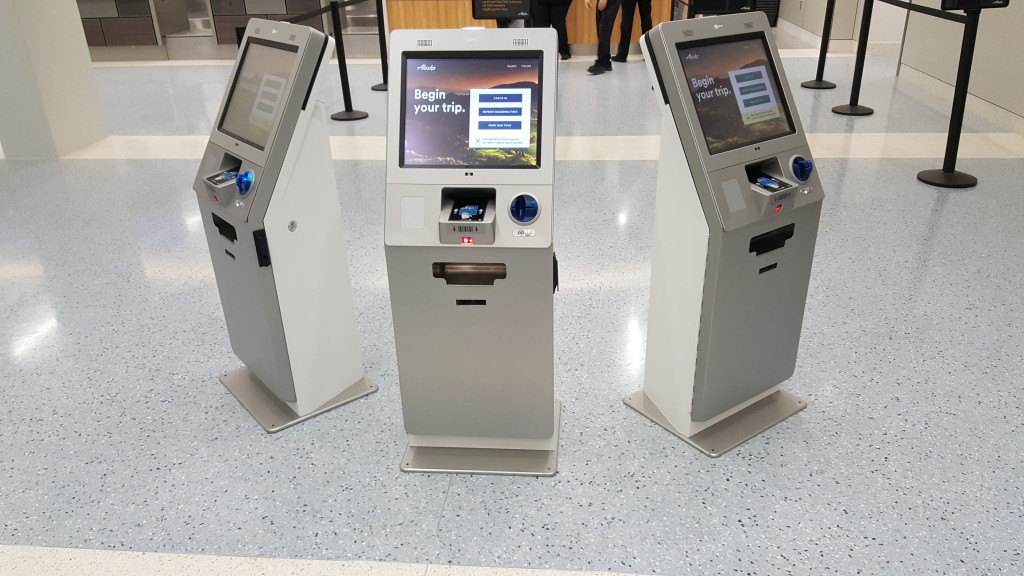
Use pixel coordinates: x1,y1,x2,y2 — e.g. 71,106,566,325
398,50,545,170
218,37,301,152
675,32,796,156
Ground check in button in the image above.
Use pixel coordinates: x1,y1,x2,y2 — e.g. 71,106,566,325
479,93,523,103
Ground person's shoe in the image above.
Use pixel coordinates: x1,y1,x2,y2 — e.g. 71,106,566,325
560,52,570,60
587,64,606,75
611,54,628,63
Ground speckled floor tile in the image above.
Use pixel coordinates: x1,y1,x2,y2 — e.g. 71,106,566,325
1,46,1023,576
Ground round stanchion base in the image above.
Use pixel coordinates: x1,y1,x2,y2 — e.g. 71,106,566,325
331,110,369,121
371,82,388,92
917,169,977,189
832,104,874,116
801,79,837,90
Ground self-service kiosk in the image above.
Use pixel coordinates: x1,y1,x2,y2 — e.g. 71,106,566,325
384,28,560,475
193,19,375,432
624,14,824,456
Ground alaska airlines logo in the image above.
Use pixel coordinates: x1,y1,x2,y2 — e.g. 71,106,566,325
417,64,436,71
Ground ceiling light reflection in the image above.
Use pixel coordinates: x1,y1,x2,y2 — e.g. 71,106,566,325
626,317,643,374
11,316,58,359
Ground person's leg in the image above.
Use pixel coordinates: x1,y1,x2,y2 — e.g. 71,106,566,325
638,0,653,33
552,1,572,57
594,0,621,68
533,2,551,27
615,0,637,61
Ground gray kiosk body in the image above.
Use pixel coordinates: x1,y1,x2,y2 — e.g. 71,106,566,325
624,14,824,456
193,19,375,432
384,28,561,476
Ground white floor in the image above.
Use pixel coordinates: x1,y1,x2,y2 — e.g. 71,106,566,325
2,22,1023,576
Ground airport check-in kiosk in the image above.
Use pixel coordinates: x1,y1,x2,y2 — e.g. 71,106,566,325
624,14,824,456
385,28,561,476
193,19,375,432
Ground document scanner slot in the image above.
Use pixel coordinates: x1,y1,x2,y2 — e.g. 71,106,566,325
203,153,243,189
432,263,507,285
749,224,794,256
746,158,794,194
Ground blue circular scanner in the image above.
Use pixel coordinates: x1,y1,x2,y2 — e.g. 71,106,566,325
792,157,814,182
510,194,539,224
236,171,254,195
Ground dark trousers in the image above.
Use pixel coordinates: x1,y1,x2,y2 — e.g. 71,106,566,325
534,0,573,56
595,0,622,65
616,0,652,59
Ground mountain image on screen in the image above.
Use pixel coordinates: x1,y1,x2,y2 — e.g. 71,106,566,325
691,59,789,155
404,81,540,167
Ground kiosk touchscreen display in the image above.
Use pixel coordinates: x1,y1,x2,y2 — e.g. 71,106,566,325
677,35,794,155
219,38,300,151
400,52,543,168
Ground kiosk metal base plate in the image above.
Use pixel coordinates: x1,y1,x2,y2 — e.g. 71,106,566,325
623,390,805,457
220,368,377,433
401,402,561,476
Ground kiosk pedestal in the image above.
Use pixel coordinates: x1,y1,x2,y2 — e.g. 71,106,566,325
385,28,561,475
627,14,824,456
193,20,375,432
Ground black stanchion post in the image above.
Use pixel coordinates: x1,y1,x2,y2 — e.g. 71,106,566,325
917,8,981,188
833,0,875,116
802,0,837,89
371,0,388,91
330,1,369,121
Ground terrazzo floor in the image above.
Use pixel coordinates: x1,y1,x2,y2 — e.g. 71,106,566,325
1,24,1023,576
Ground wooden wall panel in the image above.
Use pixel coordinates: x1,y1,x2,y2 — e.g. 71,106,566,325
211,0,247,15
267,13,325,32
115,0,151,17
81,19,106,46
100,17,157,45
386,0,496,29
285,0,322,13
566,0,672,45
214,14,258,44
385,0,672,44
